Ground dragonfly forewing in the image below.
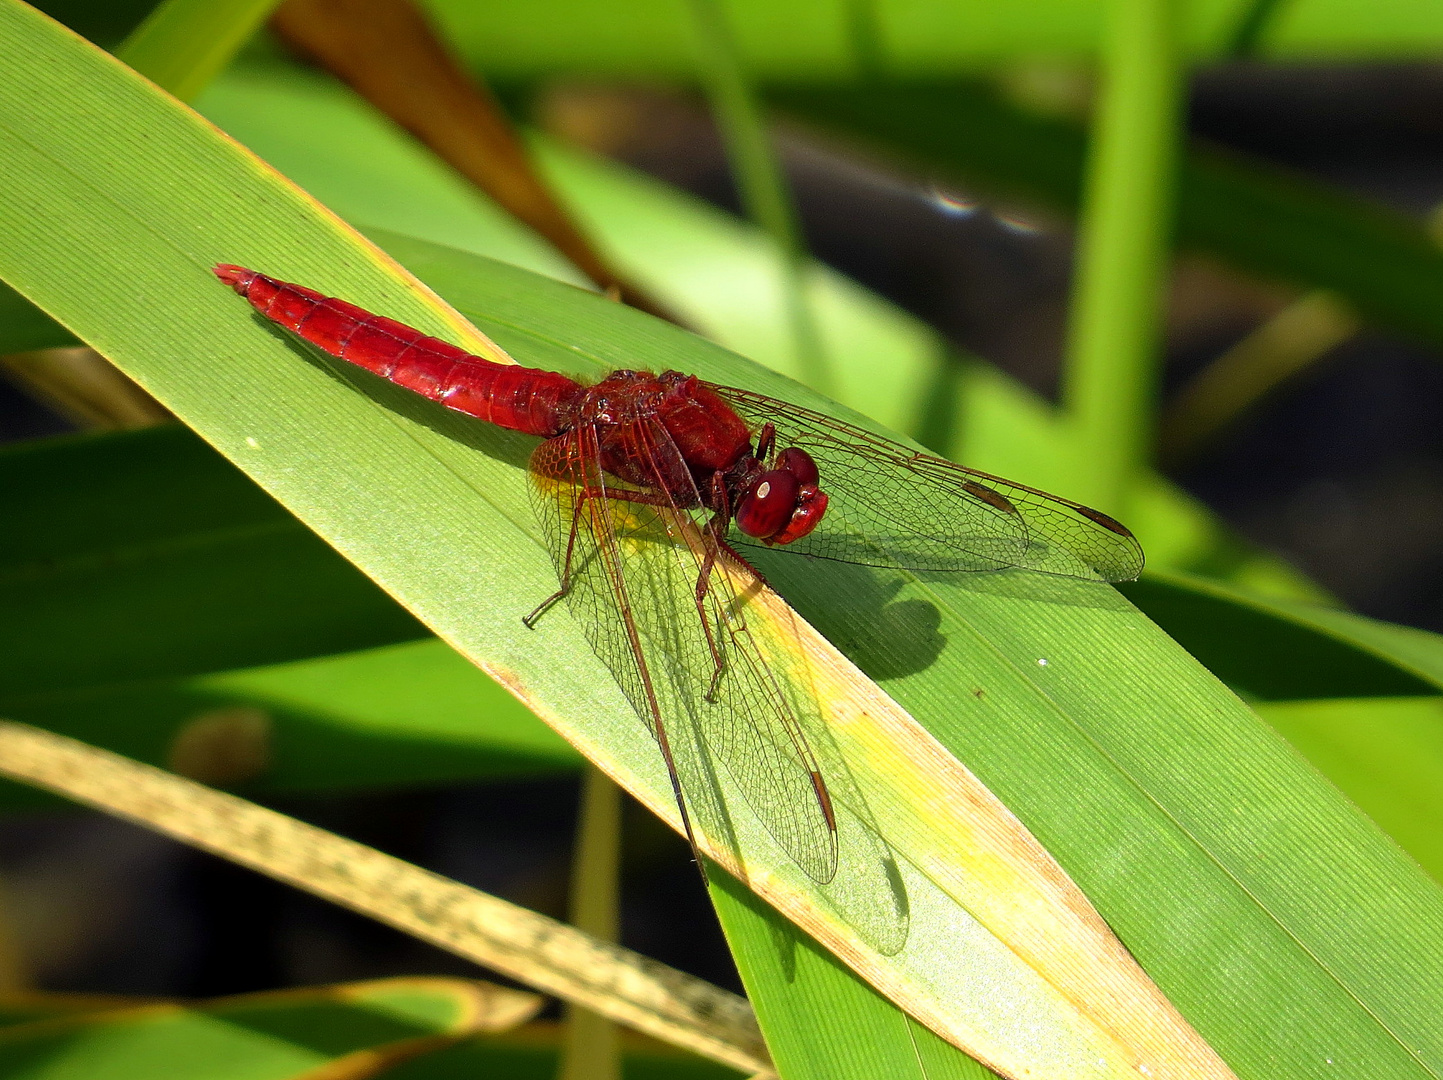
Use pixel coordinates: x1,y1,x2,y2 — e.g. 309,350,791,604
713,386,1145,582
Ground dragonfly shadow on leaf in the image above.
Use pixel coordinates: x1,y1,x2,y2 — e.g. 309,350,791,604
748,549,947,683
919,563,1138,612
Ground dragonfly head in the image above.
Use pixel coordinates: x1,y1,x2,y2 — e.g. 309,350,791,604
734,446,828,545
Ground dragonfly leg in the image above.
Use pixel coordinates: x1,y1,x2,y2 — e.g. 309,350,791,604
691,474,738,704
523,488,589,628
523,588,566,628
694,545,728,704
754,421,776,463
651,714,711,886
525,483,680,628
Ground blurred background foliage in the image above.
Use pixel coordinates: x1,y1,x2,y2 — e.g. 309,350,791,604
5,0,1443,1076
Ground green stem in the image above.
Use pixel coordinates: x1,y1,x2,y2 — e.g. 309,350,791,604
1060,0,1185,514
1225,0,1294,58
116,0,277,103
557,765,622,1080
687,0,831,393
842,0,888,82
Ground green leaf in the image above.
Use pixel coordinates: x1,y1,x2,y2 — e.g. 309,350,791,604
8,7,1443,1078
0,977,527,1079
0,422,568,800
0,279,75,352
1121,572,1438,700
1123,571,1443,884
0,639,578,808
1273,600,1443,686
195,64,587,290
712,869,992,1080
421,0,1443,75
1121,571,1443,881
1257,696,1443,882
0,426,425,698
115,0,277,102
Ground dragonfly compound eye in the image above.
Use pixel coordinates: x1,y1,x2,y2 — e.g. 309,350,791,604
776,446,819,486
768,482,827,545
736,470,829,544
736,469,800,540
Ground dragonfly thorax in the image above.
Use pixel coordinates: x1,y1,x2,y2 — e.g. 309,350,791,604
574,370,829,544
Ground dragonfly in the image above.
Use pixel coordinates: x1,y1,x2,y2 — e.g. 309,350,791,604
216,265,1143,885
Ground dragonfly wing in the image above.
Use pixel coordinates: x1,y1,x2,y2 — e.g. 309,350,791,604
529,421,839,883
530,428,667,745
711,385,1145,582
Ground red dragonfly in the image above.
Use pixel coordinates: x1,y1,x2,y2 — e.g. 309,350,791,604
216,265,1143,884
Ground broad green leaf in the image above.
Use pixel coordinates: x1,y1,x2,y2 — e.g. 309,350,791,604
0,279,75,351
0,977,535,1079
1121,572,1437,701
711,869,991,1080
1273,599,1443,686
0,425,425,698
1257,696,1443,882
114,0,276,102
766,80,1443,355
8,7,1443,1079
196,64,586,290
1121,572,1443,883
1121,571,1443,881
0,420,567,801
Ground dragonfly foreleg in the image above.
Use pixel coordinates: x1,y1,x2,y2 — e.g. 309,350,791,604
754,421,777,463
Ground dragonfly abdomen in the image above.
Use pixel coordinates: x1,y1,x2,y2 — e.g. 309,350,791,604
215,265,580,437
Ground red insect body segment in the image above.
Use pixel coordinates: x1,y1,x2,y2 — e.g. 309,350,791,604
214,265,581,438
657,377,752,474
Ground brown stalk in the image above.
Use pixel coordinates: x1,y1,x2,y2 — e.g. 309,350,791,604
0,347,171,430
270,0,680,323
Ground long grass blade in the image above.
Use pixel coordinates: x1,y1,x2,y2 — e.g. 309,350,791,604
0,721,773,1077
115,0,278,102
